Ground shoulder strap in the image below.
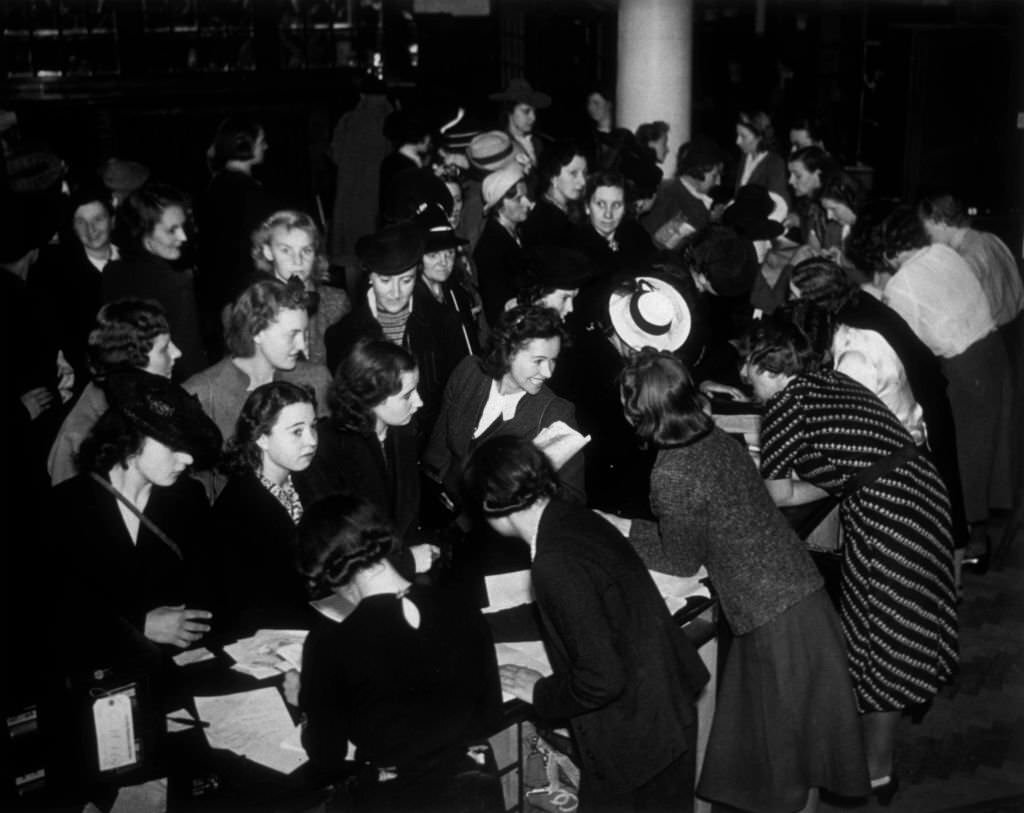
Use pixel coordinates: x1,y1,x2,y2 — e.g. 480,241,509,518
89,472,183,560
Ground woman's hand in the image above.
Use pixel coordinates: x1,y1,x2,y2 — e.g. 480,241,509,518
699,380,749,402
20,386,54,421
594,510,632,538
409,544,440,574
499,664,542,704
144,605,213,649
282,670,301,707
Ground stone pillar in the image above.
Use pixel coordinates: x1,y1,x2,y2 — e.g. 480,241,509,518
616,0,694,178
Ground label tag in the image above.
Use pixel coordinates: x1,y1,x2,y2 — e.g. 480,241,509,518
92,693,137,772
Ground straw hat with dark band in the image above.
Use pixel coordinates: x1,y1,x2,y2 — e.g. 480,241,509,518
607,275,691,352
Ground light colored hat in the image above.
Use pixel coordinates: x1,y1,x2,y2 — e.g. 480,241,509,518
482,164,525,213
608,276,691,352
467,130,516,173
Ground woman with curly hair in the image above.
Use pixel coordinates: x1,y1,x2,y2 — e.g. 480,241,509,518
48,298,181,485
250,209,351,366
603,349,868,813
50,371,221,673
297,494,503,812
212,380,320,635
101,183,207,379
298,340,438,575
743,315,958,804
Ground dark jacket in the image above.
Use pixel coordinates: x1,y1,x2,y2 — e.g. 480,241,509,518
423,356,585,506
531,499,708,797
102,251,207,381
569,219,656,281
324,289,467,441
472,218,528,328
211,470,319,637
642,176,712,239
521,198,578,251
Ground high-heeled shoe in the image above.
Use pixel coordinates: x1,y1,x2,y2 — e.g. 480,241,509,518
871,774,900,806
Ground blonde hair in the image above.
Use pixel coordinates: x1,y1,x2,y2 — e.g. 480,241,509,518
250,209,328,278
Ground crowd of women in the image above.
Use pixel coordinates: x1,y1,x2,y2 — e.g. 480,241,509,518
2,79,1021,813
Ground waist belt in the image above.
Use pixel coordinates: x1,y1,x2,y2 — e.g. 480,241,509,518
841,444,921,499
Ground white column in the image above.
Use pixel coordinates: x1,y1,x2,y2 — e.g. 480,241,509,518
616,0,694,178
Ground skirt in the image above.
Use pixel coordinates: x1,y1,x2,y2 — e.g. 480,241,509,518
697,589,869,813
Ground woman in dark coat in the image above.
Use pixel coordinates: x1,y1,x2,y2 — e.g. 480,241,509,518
465,436,708,813
102,184,207,380
50,371,221,674
520,142,588,251
212,381,320,637
609,350,869,813
570,170,656,281
297,495,503,813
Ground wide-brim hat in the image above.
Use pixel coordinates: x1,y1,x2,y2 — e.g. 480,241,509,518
482,164,526,213
488,78,551,110
467,130,517,173
722,185,785,241
99,158,150,196
104,370,223,469
5,149,64,194
439,107,482,153
415,202,468,253
527,246,593,291
608,275,692,352
355,221,426,276
689,225,761,297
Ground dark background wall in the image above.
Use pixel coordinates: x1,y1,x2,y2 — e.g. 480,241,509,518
3,0,1021,247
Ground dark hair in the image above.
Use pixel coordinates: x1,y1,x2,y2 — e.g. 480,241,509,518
737,110,777,153
209,115,264,171
222,381,316,475
329,340,418,433
120,183,190,247
788,146,836,178
844,198,901,276
68,183,114,222
537,142,586,195
297,494,399,599
788,114,826,145
917,192,970,229
635,121,669,146
774,301,836,367
481,305,568,379
880,204,930,260
463,435,559,518
819,172,863,213
87,299,170,378
619,349,712,448
789,257,856,313
225,277,311,357
584,170,626,205
739,313,823,377
76,408,146,473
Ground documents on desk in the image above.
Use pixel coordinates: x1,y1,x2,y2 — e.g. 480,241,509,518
172,646,215,668
193,687,308,774
223,629,309,679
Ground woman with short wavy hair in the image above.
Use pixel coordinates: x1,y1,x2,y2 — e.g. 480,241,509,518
607,349,869,813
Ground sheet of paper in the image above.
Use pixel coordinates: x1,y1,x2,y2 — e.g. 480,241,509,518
483,570,533,614
223,629,308,679
172,647,215,667
194,687,308,775
649,567,711,615
110,777,167,813
92,693,137,772
533,420,591,471
495,641,552,702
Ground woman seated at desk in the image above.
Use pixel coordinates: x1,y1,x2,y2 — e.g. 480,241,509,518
605,349,868,813
50,370,221,675
213,381,320,636
297,494,503,813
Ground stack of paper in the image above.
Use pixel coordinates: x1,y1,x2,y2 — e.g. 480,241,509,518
194,687,308,775
222,629,308,679
494,641,553,703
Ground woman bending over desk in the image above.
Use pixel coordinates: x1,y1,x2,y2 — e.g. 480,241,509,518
603,349,868,813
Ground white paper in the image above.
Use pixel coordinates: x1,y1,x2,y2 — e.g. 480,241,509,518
110,778,167,813
223,629,308,680
311,592,357,623
194,687,308,774
482,570,533,614
495,641,552,702
533,421,591,471
172,647,215,667
92,693,137,772
648,567,711,616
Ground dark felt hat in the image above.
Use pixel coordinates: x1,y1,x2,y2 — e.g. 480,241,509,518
527,246,593,291
355,221,426,276
104,370,223,469
620,149,663,199
415,203,468,253
0,190,64,264
689,225,761,297
677,136,727,176
388,168,454,224
99,158,150,197
722,185,785,241
489,78,551,110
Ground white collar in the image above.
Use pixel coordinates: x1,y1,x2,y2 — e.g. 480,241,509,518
679,176,713,210
398,144,424,167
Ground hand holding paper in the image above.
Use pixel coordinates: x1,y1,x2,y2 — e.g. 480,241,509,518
533,421,590,471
